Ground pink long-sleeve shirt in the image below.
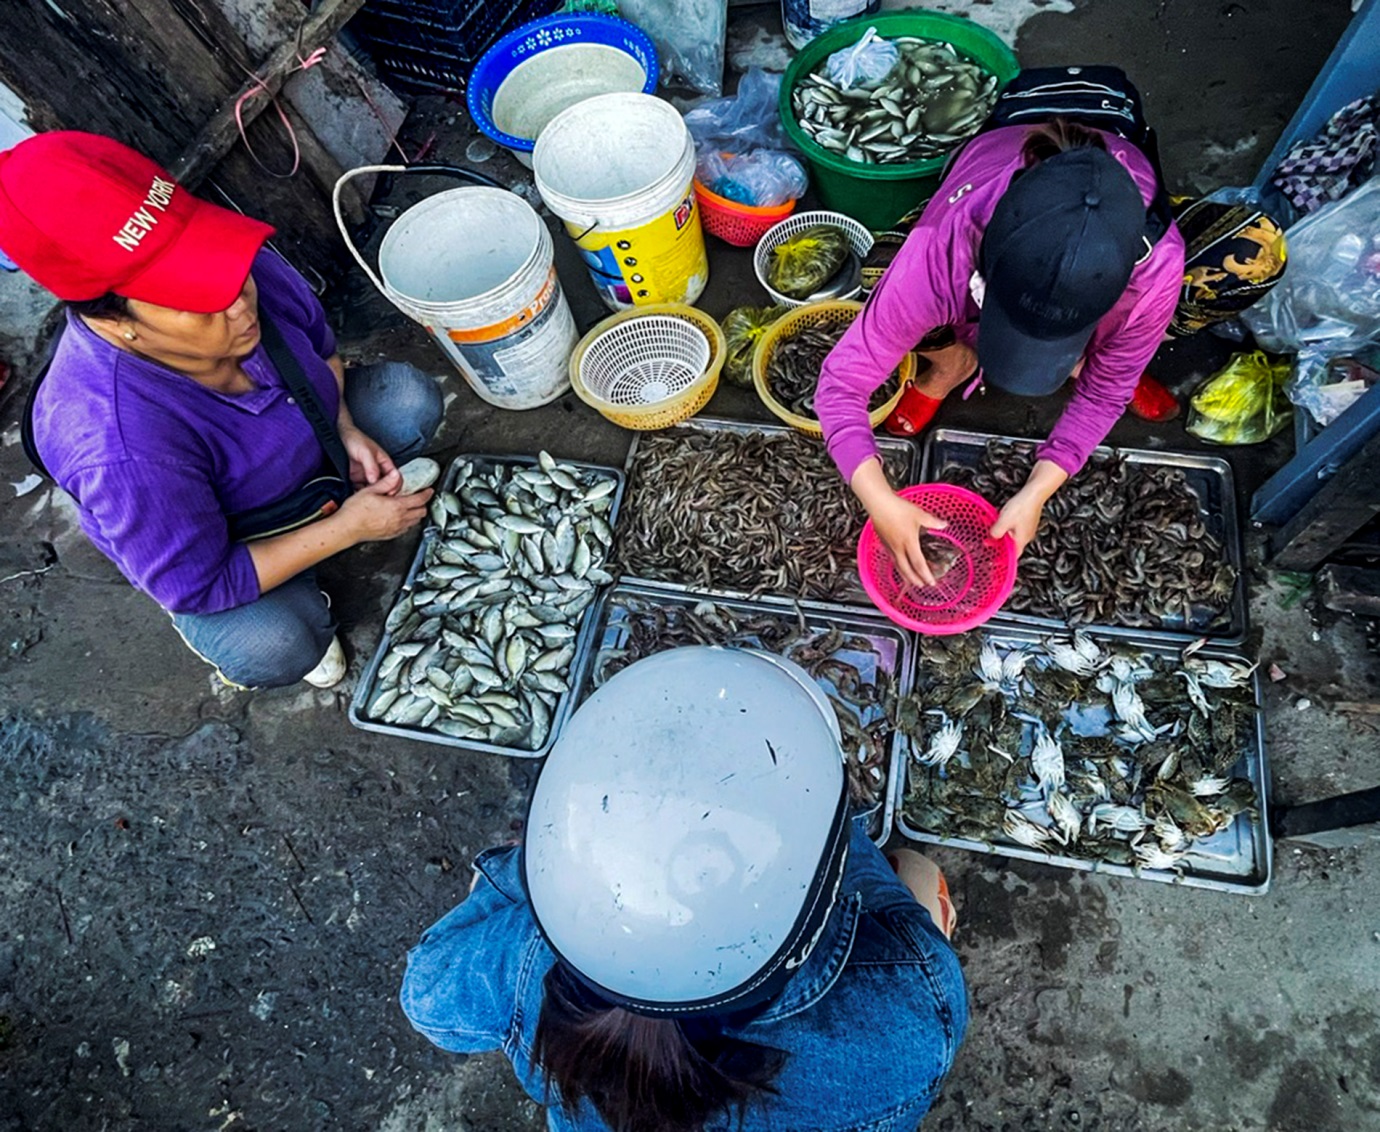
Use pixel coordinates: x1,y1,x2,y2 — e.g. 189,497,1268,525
816,126,1185,482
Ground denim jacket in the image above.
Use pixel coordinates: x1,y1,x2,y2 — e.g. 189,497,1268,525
401,819,968,1132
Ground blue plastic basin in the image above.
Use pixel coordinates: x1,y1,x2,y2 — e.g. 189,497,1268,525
467,13,659,162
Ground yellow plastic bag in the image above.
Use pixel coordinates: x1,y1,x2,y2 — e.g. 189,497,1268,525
722,305,787,386
767,225,850,299
1186,350,1293,445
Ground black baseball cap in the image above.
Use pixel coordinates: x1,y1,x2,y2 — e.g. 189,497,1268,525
977,147,1149,396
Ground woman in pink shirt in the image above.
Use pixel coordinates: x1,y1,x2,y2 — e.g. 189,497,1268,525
815,121,1186,588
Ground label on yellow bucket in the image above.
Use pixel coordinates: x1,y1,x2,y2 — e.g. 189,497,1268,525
568,191,708,308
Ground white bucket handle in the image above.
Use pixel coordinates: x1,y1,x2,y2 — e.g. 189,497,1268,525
332,164,512,300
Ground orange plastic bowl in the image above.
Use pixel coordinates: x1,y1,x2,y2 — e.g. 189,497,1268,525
857,484,1017,635
694,179,797,247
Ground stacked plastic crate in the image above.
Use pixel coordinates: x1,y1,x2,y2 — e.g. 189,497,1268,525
353,0,561,94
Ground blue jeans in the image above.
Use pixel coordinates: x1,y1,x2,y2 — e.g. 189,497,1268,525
173,362,443,689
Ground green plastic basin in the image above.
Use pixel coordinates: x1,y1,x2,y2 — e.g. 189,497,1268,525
779,12,1019,231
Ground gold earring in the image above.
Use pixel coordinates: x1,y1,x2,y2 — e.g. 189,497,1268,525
123,331,136,341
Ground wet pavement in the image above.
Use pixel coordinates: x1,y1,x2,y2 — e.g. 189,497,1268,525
1,3,1378,1130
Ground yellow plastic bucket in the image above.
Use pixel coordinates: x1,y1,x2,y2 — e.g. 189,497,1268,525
534,92,709,311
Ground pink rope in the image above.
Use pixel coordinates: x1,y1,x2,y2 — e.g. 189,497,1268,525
233,42,329,179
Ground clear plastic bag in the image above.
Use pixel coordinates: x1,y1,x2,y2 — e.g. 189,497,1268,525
685,69,807,207
1185,350,1293,445
1242,176,1380,355
722,305,788,386
684,69,791,154
1286,347,1380,428
617,0,726,96
695,150,807,207
824,26,898,91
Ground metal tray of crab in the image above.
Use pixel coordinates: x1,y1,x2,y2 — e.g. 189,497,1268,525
918,429,1247,646
892,627,1271,895
569,581,915,846
616,416,918,610
348,451,625,758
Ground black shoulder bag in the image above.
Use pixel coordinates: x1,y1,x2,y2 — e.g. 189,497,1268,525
21,313,351,542
956,65,1175,247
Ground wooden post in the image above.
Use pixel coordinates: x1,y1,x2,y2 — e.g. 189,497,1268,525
170,0,370,187
1267,424,1380,572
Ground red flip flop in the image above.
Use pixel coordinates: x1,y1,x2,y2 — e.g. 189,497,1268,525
1128,371,1180,422
884,386,944,436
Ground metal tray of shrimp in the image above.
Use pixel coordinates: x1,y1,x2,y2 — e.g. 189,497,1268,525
567,581,915,846
918,429,1248,646
348,452,625,758
893,625,1272,895
618,416,919,610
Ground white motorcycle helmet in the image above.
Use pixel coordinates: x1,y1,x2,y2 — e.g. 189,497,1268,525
523,646,850,1017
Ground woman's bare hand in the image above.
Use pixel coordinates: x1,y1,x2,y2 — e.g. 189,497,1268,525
338,470,431,543
870,490,949,589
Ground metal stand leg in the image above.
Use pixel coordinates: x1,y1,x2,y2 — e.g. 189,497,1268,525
1272,786,1380,849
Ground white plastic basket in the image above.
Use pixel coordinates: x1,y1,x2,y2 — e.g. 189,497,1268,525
753,210,875,308
578,315,712,407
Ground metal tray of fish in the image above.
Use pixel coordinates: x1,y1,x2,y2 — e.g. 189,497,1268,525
569,582,915,847
919,429,1248,646
892,625,1272,895
618,416,918,608
348,452,625,758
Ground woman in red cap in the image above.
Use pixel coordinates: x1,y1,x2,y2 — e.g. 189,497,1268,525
0,131,443,689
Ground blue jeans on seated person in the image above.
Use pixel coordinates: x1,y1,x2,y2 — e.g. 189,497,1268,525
172,362,444,689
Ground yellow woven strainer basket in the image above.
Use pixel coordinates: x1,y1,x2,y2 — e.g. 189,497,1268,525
752,300,913,438
569,304,725,431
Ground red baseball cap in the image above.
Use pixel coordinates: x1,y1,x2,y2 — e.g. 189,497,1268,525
0,131,274,313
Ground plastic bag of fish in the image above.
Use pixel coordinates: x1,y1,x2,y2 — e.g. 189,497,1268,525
360,452,618,753
588,595,898,806
792,37,1000,166
900,631,1261,877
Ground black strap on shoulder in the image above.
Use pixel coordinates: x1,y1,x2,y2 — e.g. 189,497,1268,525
20,325,63,478
257,312,350,481
21,312,349,490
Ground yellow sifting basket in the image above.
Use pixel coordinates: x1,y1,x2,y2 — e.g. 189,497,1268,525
752,300,913,437
569,304,725,431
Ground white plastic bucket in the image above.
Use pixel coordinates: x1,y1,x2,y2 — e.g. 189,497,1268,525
533,92,708,311
333,168,577,410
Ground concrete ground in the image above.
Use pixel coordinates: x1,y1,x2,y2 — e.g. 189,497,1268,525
1,2,1377,1130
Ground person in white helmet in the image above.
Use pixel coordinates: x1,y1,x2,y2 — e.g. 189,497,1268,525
401,647,966,1132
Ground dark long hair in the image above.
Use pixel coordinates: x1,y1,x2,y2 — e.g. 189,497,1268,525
67,293,132,321
532,962,787,1132
1020,117,1109,167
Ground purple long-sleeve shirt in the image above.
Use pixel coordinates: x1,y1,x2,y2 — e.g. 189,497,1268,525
816,126,1185,483
34,251,340,615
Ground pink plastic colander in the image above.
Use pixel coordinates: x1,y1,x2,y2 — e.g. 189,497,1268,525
857,484,1017,635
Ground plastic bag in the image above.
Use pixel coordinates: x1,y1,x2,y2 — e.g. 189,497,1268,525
1241,176,1380,355
684,70,806,207
1186,351,1293,444
722,305,788,386
767,225,851,300
824,26,898,91
617,0,726,96
684,69,791,153
696,150,807,207
1286,347,1380,428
